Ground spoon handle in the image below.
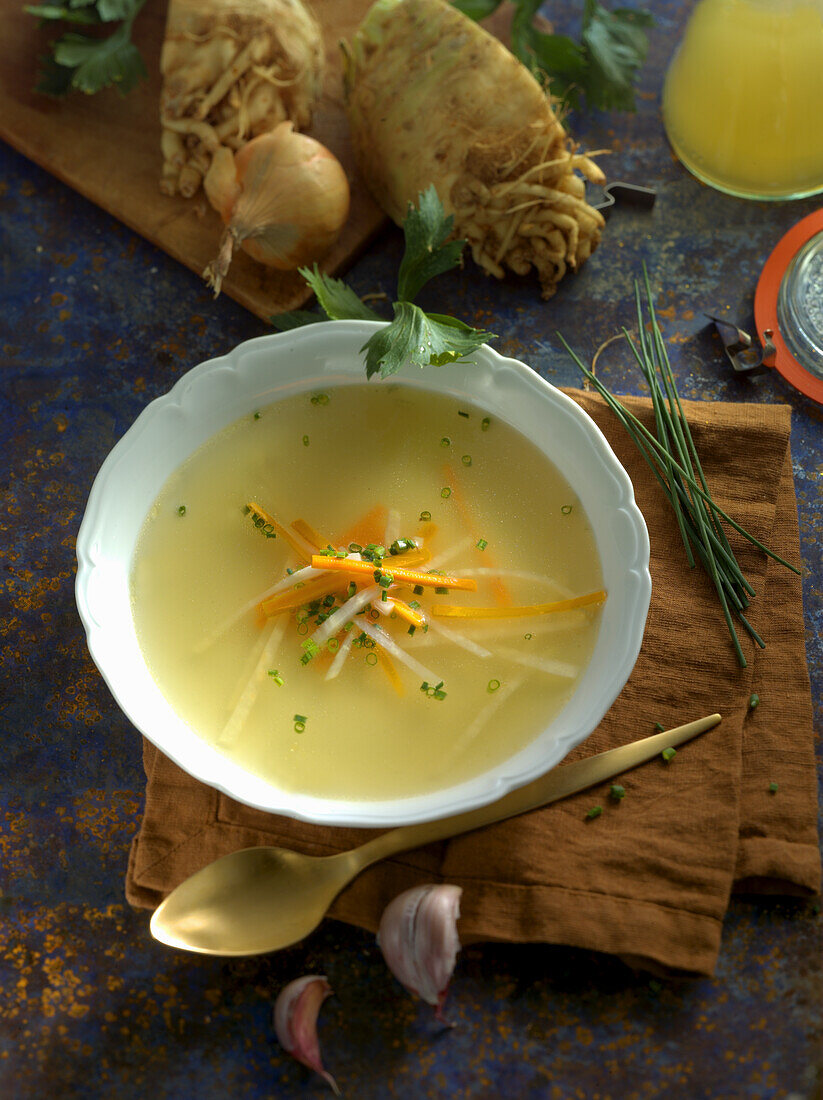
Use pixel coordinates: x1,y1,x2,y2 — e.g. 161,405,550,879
349,713,721,871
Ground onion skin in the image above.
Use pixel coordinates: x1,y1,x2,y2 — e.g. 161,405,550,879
203,121,350,295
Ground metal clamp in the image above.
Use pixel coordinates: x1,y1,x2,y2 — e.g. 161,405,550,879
705,314,775,375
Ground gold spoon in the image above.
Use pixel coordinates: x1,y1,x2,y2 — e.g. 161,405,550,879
150,713,721,956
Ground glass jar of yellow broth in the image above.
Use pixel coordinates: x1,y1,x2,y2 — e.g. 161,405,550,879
662,0,823,200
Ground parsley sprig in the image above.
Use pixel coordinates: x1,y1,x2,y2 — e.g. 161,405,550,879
26,0,148,96
452,0,654,112
272,186,496,380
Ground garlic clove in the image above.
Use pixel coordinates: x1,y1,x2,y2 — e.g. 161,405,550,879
377,883,462,1021
273,975,340,1095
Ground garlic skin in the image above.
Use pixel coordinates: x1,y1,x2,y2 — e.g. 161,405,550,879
377,884,462,1020
273,975,340,1096
203,121,350,294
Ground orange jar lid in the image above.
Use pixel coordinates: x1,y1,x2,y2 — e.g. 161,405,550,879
754,208,823,403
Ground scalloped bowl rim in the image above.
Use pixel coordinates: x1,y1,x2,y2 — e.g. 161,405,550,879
75,321,651,827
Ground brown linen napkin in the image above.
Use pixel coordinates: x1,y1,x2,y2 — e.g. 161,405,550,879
125,393,821,978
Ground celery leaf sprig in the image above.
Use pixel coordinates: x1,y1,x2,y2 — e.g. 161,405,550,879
272,185,496,381
26,0,148,96
452,0,654,112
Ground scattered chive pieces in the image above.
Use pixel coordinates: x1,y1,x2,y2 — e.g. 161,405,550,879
390,538,415,555
524,632,533,640
294,714,307,723
487,678,501,693
253,410,261,420
441,436,451,447
476,538,488,551
327,638,339,651
348,542,363,553
609,784,626,801
244,505,277,539
481,417,491,431
654,721,666,731
365,652,378,666
586,806,603,820
749,693,760,709
434,586,448,595
458,410,469,418
302,435,310,446
769,781,779,793
310,392,330,406
462,454,472,467
297,622,308,635
408,625,416,636
177,505,186,516
419,510,432,522
413,584,424,596
267,669,284,686
441,487,451,499
662,746,677,763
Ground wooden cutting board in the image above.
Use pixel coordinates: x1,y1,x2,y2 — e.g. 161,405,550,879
0,0,388,320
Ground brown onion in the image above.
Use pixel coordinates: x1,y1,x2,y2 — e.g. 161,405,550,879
203,121,350,295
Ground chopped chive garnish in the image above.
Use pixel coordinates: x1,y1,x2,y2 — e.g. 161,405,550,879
177,505,186,516
561,504,573,515
476,538,488,551
327,638,339,651
434,586,448,595
769,781,778,793
441,487,451,499
390,538,416,555
294,714,307,729
267,669,284,686
481,417,491,431
365,652,378,666
253,410,261,420
408,625,416,636
749,693,760,709
346,581,357,598
408,600,421,610
297,622,308,635
243,505,277,539
302,434,310,446
301,638,320,658
419,510,432,522
458,410,469,418
441,436,451,447
462,454,472,466
413,584,424,596
310,392,330,405
524,632,533,640
654,721,665,731
586,806,603,820
609,784,626,801
662,746,677,763
487,678,501,693
348,542,363,553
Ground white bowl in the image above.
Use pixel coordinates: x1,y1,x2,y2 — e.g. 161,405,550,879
76,322,651,827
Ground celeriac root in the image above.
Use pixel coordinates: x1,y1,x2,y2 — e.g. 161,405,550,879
343,0,607,298
159,0,324,197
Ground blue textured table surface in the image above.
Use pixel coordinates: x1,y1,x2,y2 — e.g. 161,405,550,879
1,1,821,1097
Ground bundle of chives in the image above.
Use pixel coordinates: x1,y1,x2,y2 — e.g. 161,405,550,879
558,266,800,668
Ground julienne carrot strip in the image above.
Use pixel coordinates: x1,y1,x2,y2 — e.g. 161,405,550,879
375,646,405,697
442,463,511,606
310,555,478,592
291,518,332,551
430,589,607,618
386,596,426,628
260,574,343,617
246,501,315,561
335,504,388,549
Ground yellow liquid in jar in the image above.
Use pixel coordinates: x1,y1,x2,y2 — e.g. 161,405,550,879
662,0,823,199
